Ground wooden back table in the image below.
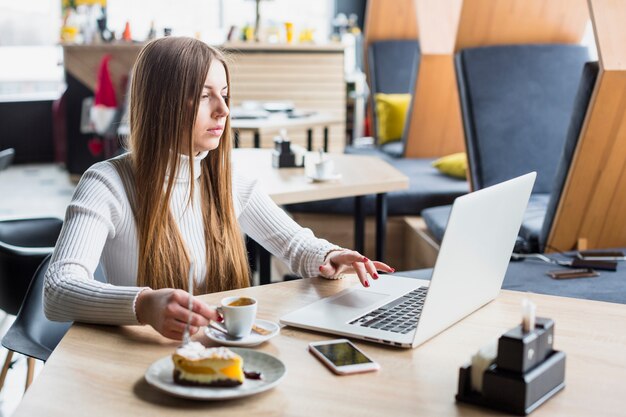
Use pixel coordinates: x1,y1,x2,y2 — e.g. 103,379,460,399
232,149,409,283
12,274,626,417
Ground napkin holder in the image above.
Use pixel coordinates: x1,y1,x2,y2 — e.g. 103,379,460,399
272,128,304,169
456,317,565,415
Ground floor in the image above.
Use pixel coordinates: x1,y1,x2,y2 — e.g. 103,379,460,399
0,163,73,417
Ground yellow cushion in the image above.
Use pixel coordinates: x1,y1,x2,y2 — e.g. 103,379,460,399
432,152,468,179
375,93,411,144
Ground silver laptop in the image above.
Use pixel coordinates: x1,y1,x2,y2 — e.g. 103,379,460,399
280,172,536,348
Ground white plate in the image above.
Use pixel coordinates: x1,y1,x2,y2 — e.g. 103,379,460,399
204,319,280,347
307,173,342,183
144,348,286,400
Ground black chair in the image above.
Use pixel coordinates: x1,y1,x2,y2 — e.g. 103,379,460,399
1,254,106,391
0,148,15,171
364,39,420,157
0,218,63,391
421,45,593,253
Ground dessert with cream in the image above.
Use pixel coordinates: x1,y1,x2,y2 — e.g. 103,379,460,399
172,342,244,387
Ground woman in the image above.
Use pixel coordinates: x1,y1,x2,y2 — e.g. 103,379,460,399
44,37,393,340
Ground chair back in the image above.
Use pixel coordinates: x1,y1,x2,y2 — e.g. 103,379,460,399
0,148,15,171
1,255,106,362
0,218,63,315
539,61,600,251
368,39,420,149
456,44,589,193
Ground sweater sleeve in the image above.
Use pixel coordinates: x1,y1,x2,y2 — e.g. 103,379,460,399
234,174,340,278
44,162,147,325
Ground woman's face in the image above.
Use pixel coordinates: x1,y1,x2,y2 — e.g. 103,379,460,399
191,61,229,154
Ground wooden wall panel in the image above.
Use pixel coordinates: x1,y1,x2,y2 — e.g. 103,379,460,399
547,0,626,251
455,0,589,51
227,49,346,152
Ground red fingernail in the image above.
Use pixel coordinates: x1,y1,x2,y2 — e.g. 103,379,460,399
363,257,369,262
373,273,379,279
217,316,224,322
364,281,370,287
319,266,323,271
391,268,396,272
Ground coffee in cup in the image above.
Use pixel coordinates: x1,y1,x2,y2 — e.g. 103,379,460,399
219,296,258,338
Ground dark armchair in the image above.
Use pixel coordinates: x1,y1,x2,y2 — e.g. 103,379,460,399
421,44,594,253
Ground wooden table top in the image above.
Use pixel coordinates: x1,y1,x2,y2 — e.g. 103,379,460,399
12,274,626,417
230,112,344,134
232,149,409,205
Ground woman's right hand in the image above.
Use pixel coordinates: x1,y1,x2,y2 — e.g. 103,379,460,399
135,288,222,340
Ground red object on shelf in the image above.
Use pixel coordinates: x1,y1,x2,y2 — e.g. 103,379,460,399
122,21,132,41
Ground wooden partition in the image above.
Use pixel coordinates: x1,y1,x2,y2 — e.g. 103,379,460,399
405,0,465,157
546,0,626,251
455,0,589,51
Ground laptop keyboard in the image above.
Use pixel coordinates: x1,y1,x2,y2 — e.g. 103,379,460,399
349,286,428,334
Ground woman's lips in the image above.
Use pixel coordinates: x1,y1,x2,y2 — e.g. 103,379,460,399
206,126,224,135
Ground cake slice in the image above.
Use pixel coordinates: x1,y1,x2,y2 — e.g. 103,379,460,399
172,343,244,387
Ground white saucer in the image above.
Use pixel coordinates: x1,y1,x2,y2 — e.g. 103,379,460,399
205,319,280,347
307,173,342,183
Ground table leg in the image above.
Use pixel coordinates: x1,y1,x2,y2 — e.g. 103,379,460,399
259,246,271,285
376,193,388,262
307,129,313,151
323,127,329,152
234,130,240,148
254,132,260,148
354,195,365,254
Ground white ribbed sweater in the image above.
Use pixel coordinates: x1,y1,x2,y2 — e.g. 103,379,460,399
44,151,337,325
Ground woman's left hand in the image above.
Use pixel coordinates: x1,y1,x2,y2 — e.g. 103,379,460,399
319,249,394,287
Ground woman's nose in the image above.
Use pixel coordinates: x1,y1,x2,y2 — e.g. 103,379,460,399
213,100,229,119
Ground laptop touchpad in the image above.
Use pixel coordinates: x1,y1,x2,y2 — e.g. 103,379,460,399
328,290,389,308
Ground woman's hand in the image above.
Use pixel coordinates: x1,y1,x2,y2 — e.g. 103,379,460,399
319,249,394,287
135,288,222,340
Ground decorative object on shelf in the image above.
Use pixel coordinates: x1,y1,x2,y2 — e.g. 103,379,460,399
89,54,117,135
456,299,565,415
122,21,132,42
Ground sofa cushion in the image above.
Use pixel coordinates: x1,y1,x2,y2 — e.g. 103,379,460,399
395,246,626,304
375,93,412,144
432,152,468,179
421,193,550,253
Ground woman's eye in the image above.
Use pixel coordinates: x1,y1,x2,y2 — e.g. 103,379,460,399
222,95,229,101
201,95,209,99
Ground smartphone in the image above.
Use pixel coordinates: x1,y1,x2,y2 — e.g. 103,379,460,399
309,339,380,375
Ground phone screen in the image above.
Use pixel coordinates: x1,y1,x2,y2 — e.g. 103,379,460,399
311,342,373,367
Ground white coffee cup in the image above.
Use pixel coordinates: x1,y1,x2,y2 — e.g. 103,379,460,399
219,296,257,338
314,159,335,179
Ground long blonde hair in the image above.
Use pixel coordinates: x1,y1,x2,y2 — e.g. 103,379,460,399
128,36,250,293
